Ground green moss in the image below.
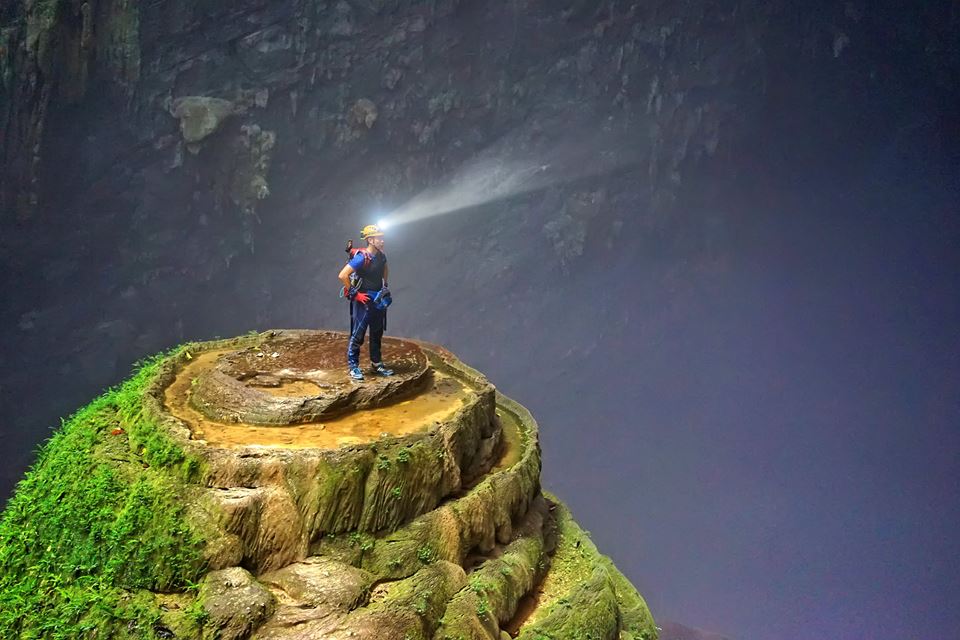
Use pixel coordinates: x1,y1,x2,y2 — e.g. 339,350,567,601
513,497,658,640
0,348,207,638
0,334,655,640
417,544,437,564
361,562,467,636
116,348,204,479
517,567,619,640
306,453,373,534
600,555,658,640
436,521,546,640
317,392,542,584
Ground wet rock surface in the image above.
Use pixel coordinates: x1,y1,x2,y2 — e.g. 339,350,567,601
188,331,430,425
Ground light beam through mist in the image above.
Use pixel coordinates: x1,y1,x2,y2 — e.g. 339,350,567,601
383,125,638,228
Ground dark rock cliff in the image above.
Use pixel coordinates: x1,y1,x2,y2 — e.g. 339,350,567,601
3,0,920,265
2,1,955,329
3,0,755,223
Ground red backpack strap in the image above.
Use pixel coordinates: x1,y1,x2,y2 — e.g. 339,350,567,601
349,247,373,267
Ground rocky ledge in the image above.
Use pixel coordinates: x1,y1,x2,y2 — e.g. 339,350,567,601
0,330,657,640
187,332,431,425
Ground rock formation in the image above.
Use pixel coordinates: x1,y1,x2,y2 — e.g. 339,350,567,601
0,330,657,639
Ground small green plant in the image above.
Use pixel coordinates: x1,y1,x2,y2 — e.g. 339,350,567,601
186,596,209,626
416,545,435,564
390,486,402,500
468,575,492,594
396,448,411,464
377,455,392,471
476,596,490,618
414,594,429,615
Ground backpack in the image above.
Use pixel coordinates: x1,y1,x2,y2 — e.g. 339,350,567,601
344,239,373,290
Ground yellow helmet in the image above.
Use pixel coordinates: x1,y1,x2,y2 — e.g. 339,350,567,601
360,224,384,239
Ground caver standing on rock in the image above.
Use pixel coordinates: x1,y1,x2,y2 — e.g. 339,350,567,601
338,224,394,381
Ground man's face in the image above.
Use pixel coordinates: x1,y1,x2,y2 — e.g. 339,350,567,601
369,236,385,251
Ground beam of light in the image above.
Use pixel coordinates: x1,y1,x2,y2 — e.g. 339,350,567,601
383,123,638,229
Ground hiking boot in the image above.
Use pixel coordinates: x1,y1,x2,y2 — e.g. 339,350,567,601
372,362,394,376
348,366,365,381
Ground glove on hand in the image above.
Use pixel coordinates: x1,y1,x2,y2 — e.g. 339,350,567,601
341,285,371,304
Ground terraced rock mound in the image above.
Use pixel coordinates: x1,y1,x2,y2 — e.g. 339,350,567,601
0,330,657,640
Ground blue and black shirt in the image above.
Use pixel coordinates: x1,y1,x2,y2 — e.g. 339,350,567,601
348,249,387,293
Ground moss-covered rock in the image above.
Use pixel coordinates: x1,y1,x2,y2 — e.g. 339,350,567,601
200,567,275,640
0,347,209,638
436,499,551,640
513,496,658,640
0,332,656,640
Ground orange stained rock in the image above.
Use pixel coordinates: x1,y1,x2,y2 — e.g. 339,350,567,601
164,348,474,450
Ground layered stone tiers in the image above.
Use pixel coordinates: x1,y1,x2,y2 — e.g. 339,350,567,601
132,330,657,640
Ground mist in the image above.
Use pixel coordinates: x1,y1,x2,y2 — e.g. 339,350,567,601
384,123,637,228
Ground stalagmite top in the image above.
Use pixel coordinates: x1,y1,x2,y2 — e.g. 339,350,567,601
185,331,431,426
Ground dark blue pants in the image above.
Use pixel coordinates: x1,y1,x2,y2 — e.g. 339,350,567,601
347,300,385,367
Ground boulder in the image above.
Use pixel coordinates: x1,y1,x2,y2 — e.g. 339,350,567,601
170,97,236,144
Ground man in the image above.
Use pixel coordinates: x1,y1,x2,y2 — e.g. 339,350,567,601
338,224,394,381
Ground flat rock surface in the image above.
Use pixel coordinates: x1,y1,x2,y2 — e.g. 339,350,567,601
164,345,474,450
188,331,429,425
260,557,372,610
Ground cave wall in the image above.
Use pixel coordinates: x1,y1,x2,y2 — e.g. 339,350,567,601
3,0,956,288
2,0,789,267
